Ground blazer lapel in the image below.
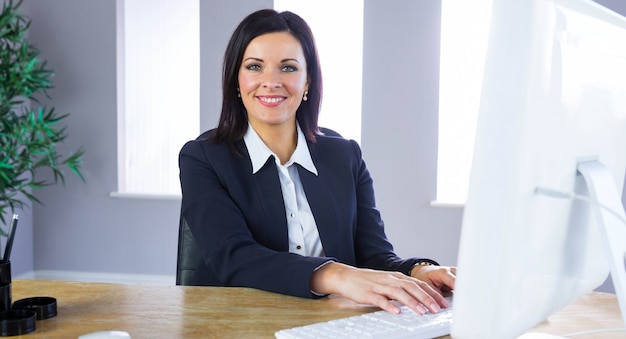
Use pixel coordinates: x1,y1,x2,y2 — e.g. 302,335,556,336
251,156,290,251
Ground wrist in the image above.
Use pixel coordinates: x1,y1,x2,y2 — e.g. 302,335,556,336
310,262,349,295
409,259,439,277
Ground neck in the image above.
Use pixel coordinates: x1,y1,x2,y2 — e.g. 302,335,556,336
252,122,297,165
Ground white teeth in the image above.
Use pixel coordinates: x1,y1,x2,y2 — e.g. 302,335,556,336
260,97,284,103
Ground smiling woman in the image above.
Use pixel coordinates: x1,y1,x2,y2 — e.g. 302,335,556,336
178,8,455,318
211,10,323,147
238,32,310,158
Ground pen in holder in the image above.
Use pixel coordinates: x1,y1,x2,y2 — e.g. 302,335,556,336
0,214,39,336
0,213,57,336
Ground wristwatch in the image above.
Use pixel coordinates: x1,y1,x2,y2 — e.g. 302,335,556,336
408,259,439,276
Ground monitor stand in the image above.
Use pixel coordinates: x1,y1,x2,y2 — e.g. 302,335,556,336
578,160,626,327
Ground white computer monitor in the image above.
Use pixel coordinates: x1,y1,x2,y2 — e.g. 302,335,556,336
451,0,626,338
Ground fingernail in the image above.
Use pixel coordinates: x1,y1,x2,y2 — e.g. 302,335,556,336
417,304,428,314
430,303,441,313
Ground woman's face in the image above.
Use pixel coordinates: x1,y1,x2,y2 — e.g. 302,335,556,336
238,32,309,130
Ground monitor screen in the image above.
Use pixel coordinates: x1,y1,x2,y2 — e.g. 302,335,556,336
451,0,626,337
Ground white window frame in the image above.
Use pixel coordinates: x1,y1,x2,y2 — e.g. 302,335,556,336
435,0,493,207
113,0,200,199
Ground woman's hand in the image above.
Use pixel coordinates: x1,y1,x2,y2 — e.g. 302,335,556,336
310,262,454,315
410,264,456,295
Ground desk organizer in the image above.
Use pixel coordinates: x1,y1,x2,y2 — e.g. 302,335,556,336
0,261,57,336
0,310,36,336
13,297,57,320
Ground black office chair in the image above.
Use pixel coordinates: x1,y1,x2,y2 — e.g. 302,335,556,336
175,127,342,286
176,212,201,285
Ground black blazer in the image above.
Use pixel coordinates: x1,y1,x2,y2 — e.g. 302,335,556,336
178,130,427,298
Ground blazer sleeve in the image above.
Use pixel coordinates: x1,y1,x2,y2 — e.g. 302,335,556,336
179,139,332,298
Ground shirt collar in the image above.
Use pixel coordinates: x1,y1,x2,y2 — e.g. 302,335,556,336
243,123,318,176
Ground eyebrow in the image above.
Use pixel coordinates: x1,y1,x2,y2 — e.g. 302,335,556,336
243,57,302,64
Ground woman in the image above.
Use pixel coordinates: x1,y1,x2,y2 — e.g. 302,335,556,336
179,9,455,315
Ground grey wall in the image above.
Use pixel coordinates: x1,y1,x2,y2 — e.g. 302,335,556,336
595,0,626,16
10,0,626,287
361,1,462,265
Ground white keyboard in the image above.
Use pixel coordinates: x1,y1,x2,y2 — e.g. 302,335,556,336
275,298,453,339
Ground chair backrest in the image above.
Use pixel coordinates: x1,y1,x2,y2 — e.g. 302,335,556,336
175,212,202,285
175,127,342,286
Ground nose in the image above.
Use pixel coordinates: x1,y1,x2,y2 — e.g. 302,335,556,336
262,69,281,88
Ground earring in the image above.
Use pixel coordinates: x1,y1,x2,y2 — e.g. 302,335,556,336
237,88,241,98
303,90,308,101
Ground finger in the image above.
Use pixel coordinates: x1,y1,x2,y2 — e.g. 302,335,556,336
376,283,431,315
382,278,444,314
437,270,456,292
423,268,456,296
413,280,451,311
369,293,403,314
426,287,450,309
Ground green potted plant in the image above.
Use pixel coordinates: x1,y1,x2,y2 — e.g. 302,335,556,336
0,0,84,231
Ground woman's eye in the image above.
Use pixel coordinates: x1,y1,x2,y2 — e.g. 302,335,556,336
281,65,297,72
246,64,261,71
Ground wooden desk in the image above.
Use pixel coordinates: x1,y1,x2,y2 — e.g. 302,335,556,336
8,280,623,338
525,292,624,338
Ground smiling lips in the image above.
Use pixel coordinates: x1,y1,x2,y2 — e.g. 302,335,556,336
258,95,286,107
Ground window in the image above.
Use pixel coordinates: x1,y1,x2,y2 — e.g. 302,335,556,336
274,0,364,143
436,0,493,206
115,0,200,198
